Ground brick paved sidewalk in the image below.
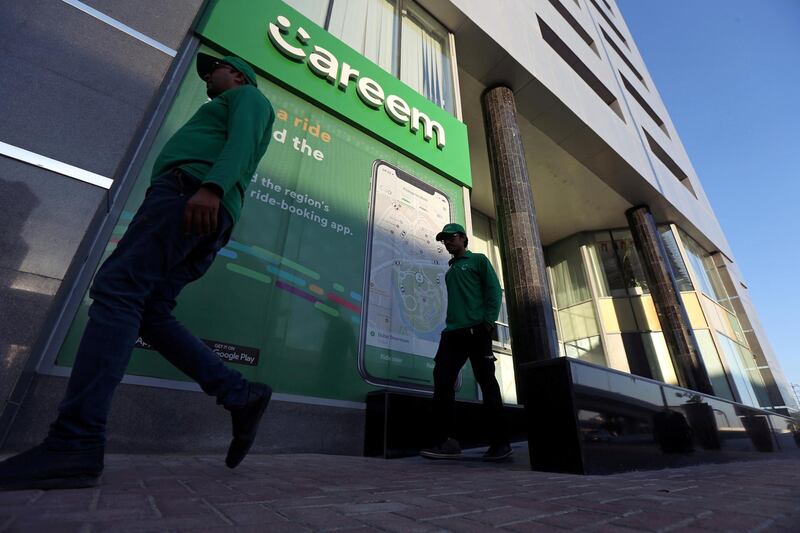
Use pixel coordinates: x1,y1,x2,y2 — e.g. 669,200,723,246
1,446,799,532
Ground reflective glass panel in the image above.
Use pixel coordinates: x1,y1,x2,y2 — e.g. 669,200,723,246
283,0,331,26
610,230,649,295
680,232,731,310
328,0,398,75
659,226,693,291
588,232,626,297
717,333,759,407
641,332,679,385
694,329,734,401
563,335,605,365
400,1,455,113
546,236,591,308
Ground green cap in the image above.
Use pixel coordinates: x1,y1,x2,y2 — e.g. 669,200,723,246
436,223,466,241
196,53,258,87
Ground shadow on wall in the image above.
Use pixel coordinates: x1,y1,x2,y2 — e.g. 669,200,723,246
0,176,41,407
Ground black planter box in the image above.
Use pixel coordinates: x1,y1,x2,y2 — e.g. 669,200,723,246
365,390,527,458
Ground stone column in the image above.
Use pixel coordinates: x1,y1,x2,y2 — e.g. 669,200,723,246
482,86,559,398
626,206,714,394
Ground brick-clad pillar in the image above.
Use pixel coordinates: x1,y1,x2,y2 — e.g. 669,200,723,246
482,86,559,397
626,206,713,394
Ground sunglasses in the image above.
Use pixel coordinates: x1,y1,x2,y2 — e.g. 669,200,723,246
439,233,462,243
211,62,237,74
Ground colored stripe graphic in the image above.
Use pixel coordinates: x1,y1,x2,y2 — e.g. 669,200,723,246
276,281,316,303
224,241,280,265
333,283,345,293
249,245,282,265
267,266,306,287
225,241,320,280
112,226,127,236
120,211,135,222
314,302,340,317
350,316,361,325
226,264,271,284
279,257,320,280
327,293,361,314
349,291,362,302
309,284,325,295
218,249,238,259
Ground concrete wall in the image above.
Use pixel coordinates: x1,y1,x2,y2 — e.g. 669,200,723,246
445,0,732,258
0,0,203,447
5,375,364,455
1,1,369,456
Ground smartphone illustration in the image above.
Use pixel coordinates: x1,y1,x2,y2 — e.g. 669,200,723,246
358,160,459,392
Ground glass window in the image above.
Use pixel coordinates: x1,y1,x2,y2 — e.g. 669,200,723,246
546,236,591,308
283,0,331,27
586,231,649,297
587,232,626,297
735,343,771,408
641,332,679,385
610,230,649,295
494,352,517,404
680,232,731,310
694,329,734,401
547,236,605,367
471,210,511,350
718,333,760,407
399,2,455,113
494,291,512,350
620,332,654,379
563,335,605,366
328,0,398,74
584,238,610,297
298,0,456,114
469,212,492,257
659,226,693,291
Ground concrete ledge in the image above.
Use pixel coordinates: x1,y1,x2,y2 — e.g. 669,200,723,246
2,374,365,456
522,357,800,474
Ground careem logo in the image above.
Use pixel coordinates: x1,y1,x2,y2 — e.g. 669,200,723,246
268,15,447,149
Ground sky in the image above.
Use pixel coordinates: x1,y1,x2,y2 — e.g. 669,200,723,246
616,0,800,402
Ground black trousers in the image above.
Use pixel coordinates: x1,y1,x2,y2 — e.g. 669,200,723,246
431,326,508,446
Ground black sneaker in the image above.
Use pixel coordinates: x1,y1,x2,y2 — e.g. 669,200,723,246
420,438,462,459
225,382,272,469
482,443,513,462
0,443,103,491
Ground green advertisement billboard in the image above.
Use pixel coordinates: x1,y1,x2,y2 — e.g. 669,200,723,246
56,42,479,402
197,0,471,187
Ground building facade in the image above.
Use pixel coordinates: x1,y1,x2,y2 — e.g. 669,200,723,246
0,0,796,457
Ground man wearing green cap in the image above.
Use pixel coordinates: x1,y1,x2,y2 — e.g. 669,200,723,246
420,223,512,461
0,53,275,490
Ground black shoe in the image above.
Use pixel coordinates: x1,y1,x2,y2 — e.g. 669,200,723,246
225,382,272,469
482,443,513,462
420,438,462,459
0,443,103,491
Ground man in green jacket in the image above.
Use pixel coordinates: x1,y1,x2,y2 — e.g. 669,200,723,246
420,223,512,461
0,53,275,490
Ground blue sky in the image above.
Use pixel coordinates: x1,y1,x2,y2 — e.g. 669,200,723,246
616,0,800,401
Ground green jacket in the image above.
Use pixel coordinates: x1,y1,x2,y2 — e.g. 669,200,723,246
152,84,275,223
444,250,503,331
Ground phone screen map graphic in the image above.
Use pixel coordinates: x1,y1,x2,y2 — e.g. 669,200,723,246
366,164,451,359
